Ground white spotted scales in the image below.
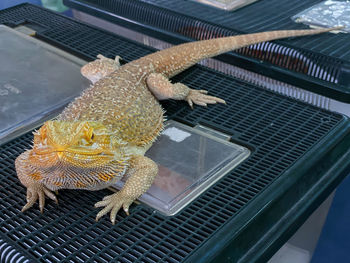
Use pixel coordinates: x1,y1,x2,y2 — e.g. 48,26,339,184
15,27,341,224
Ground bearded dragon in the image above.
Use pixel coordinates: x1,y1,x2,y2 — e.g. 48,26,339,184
15,27,341,224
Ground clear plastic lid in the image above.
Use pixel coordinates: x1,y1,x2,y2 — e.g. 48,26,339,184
113,121,250,216
0,25,89,145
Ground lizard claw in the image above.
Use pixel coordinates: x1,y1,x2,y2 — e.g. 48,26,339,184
186,89,226,108
22,184,58,213
95,191,134,225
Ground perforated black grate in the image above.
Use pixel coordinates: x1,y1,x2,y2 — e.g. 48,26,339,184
0,4,346,263
65,0,350,101
133,0,350,59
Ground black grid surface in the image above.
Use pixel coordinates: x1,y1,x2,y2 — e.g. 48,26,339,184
136,0,350,59
66,0,350,100
0,4,346,263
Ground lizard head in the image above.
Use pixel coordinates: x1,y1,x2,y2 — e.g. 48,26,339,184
29,120,127,169
16,120,130,190
81,54,121,84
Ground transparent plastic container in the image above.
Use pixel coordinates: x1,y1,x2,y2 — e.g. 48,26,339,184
292,1,349,32
0,25,89,145
113,121,250,216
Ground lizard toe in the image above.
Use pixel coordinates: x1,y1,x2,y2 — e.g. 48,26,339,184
102,194,114,201
22,191,38,212
186,90,225,107
94,199,111,208
186,98,194,109
95,191,136,224
22,185,58,213
123,202,133,216
110,201,123,225
38,190,45,214
43,188,58,204
95,203,114,222
26,190,33,202
198,90,208,94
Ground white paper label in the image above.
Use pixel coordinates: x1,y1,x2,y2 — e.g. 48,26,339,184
162,127,191,142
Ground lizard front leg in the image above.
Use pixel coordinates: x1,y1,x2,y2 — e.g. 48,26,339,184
95,155,158,224
15,151,58,213
146,73,226,108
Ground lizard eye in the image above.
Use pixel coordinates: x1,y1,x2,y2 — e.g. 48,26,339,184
84,127,95,141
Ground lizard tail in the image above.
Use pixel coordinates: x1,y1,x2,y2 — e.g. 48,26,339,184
148,26,343,77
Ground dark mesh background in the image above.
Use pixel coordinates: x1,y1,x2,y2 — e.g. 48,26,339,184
0,4,344,263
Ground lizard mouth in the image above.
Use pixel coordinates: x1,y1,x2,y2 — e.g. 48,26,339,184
29,147,116,169
56,150,115,168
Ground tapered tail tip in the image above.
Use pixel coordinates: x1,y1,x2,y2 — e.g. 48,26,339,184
317,25,345,33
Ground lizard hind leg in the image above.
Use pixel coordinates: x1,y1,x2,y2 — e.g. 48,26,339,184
95,155,158,225
146,73,226,108
81,54,122,84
